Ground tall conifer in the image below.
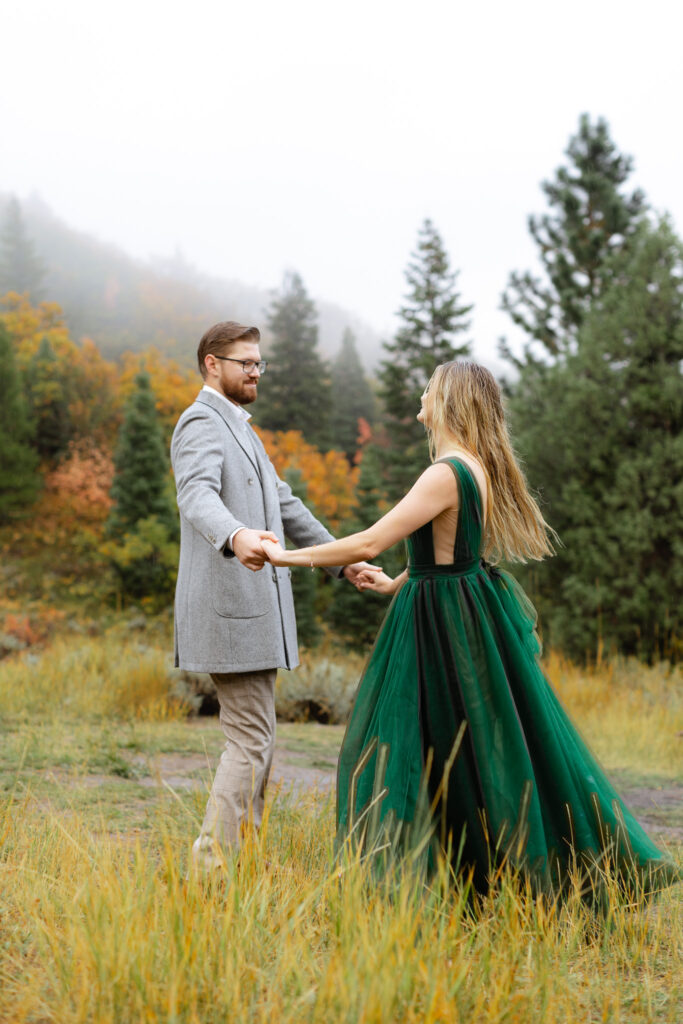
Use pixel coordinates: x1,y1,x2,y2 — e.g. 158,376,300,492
0,324,40,521
108,372,176,536
0,197,46,299
325,445,395,650
24,336,71,461
378,219,472,500
501,114,646,361
508,220,683,661
256,272,332,450
105,372,177,602
329,328,376,462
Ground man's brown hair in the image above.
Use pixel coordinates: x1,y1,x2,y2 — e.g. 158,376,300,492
197,321,261,378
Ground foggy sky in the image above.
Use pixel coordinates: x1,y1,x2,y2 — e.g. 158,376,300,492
2,0,683,372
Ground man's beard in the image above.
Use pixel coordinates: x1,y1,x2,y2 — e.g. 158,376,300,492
221,380,258,406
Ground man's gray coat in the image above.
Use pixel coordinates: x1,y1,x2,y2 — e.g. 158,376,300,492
171,388,340,674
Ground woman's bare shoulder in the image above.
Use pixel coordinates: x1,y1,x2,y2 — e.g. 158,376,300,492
413,461,461,499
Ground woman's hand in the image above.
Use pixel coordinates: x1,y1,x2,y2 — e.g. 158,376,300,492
355,569,400,595
260,538,288,566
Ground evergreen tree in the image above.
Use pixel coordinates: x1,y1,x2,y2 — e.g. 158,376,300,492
501,114,647,361
105,372,178,602
256,272,332,450
378,219,472,500
24,336,72,461
285,467,323,648
108,373,177,536
0,197,46,299
325,445,398,651
329,328,377,462
0,325,40,521
508,220,683,662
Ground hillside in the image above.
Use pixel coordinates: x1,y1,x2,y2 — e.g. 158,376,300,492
1,193,383,369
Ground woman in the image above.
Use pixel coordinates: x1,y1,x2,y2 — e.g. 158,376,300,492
261,361,676,895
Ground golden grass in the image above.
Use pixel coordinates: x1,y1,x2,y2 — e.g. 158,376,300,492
544,652,683,777
0,634,192,723
0,639,681,1022
0,787,681,1024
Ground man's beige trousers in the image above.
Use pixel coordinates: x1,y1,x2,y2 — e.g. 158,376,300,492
191,669,277,870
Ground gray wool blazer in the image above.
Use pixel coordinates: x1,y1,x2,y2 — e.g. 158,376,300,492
171,388,341,674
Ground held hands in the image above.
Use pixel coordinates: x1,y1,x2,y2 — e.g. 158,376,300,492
258,542,387,595
352,569,399,595
342,562,383,591
260,537,287,566
232,529,280,571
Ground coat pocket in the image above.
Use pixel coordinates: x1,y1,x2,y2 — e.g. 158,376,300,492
211,555,270,619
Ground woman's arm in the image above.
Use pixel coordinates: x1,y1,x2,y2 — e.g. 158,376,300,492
261,463,458,568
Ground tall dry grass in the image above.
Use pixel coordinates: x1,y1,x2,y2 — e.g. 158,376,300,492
0,786,681,1023
0,636,681,1021
0,634,192,723
544,652,683,777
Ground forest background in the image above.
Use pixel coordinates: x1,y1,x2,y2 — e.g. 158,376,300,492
0,114,681,684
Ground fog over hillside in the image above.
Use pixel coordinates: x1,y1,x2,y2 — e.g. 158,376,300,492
2,194,383,370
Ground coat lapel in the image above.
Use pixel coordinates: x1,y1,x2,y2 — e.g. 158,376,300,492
195,391,261,478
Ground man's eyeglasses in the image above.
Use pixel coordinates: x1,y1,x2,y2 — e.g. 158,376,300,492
214,356,268,375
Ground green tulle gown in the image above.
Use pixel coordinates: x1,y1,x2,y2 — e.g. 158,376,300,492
336,458,678,895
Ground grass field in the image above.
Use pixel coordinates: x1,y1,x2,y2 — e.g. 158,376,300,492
0,636,681,1023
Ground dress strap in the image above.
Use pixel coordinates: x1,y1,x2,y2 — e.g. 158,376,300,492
434,457,484,562
434,457,483,514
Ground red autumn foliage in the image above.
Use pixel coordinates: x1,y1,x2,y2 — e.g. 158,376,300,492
38,441,114,546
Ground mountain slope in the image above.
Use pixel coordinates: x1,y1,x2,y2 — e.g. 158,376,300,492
1,194,382,368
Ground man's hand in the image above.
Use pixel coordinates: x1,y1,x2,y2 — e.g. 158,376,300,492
232,529,279,571
342,562,383,591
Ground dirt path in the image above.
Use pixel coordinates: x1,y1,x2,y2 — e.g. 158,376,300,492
135,746,336,795
616,785,683,844
133,722,682,846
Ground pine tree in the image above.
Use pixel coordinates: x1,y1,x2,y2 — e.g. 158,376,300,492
0,197,46,299
508,220,683,661
329,328,377,462
325,445,397,651
501,114,647,361
0,325,40,521
24,336,72,461
108,373,177,536
104,372,178,602
256,272,332,450
378,219,472,500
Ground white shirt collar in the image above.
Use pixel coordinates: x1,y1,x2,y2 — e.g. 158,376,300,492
201,384,252,422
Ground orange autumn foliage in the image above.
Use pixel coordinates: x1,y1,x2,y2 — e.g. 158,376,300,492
0,294,120,442
1,609,66,649
66,338,120,441
39,441,114,542
254,427,358,531
119,348,199,434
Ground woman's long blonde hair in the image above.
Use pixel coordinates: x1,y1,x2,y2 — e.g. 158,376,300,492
425,361,557,563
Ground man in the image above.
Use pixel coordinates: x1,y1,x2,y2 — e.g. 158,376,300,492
171,320,370,870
